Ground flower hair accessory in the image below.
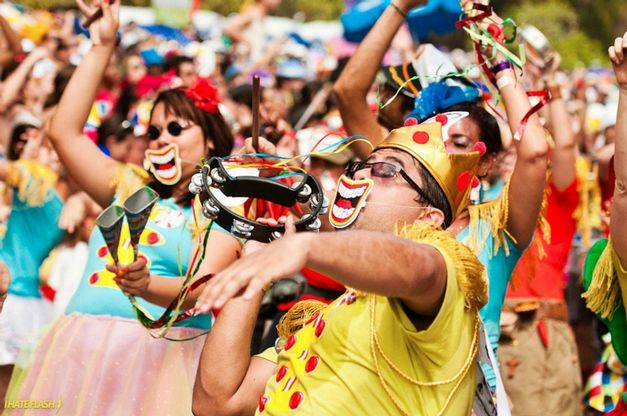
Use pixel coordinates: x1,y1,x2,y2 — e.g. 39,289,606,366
184,78,220,114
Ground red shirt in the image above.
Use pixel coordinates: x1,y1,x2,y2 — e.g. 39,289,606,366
507,178,580,301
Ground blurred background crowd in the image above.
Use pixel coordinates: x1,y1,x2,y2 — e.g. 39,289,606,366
0,0,625,414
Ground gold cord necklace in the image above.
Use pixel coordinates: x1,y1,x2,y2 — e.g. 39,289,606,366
369,295,480,416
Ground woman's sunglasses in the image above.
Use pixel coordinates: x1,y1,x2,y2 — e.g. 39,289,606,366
146,121,192,141
345,161,437,208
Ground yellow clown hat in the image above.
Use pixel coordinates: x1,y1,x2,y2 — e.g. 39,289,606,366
375,122,482,221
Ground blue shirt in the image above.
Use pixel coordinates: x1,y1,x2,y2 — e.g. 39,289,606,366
66,197,227,329
0,163,63,298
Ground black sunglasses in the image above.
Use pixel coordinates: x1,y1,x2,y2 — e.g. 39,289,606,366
147,121,191,141
345,161,438,208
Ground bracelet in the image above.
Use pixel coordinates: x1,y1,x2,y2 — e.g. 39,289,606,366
496,75,513,90
548,84,562,100
490,61,513,75
390,1,408,18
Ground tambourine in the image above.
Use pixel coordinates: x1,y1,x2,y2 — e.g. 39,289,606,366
189,157,329,242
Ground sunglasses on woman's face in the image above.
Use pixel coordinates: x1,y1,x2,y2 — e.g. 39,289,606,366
146,121,191,141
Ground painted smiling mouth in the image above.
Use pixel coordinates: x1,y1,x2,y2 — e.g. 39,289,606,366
146,145,180,181
330,176,373,228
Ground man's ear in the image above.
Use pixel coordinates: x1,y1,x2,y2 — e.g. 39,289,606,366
413,207,445,229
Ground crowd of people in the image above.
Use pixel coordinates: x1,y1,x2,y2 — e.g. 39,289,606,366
0,0,625,414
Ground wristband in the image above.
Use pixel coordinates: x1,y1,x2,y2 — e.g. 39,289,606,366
390,2,407,18
548,84,562,100
490,61,513,75
496,75,513,90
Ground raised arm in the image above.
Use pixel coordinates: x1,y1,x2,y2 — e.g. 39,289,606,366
196,229,448,318
544,54,577,191
0,14,22,68
0,48,48,112
333,0,425,159
489,55,549,249
609,32,627,259
45,0,121,208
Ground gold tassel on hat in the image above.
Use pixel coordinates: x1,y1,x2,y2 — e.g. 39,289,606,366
396,222,488,311
5,160,58,207
583,240,621,320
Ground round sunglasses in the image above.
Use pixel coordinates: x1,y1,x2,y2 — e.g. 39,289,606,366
147,121,192,141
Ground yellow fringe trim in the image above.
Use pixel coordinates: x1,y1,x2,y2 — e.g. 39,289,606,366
396,223,488,311
467,179,512,257
467,179,550,261
574,158,602,249
582,240,620,319
276,299,327,339
109,163,150,203
5,160,58,207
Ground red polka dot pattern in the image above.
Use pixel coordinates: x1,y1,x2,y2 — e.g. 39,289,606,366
89,273,99,284
289,392,304,410
258,396,268,412
147,232,159,244
457,171,471,191
276,365,287,383
97,247,108,258
413,131,430,144
435,114,448,126
473,141,487,156
306,313,319,326
285,335,296,351
305,355,319,373
315,319,326,337
404,117,418,126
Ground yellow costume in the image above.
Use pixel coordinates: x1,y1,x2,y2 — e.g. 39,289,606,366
257,124,486,415
257,225,487,416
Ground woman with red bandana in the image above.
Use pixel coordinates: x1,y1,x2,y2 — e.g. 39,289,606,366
6,2,241,414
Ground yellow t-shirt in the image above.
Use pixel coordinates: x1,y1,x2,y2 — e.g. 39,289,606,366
256,243,479,416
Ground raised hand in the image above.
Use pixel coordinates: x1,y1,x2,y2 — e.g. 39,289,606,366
76,0,119,48
58,193,87,234
609,31,627,89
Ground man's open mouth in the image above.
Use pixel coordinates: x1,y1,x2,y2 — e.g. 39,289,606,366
329,176,373,229
145,144,181,185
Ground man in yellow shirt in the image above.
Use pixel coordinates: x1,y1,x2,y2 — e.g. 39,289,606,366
193,122,488,416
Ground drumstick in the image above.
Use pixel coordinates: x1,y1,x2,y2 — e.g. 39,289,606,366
252,75,261,153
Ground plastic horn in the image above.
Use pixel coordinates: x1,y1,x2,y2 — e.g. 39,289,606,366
95,205,125,265
124,186,159,260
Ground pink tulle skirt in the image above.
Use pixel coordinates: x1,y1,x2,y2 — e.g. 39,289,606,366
6,313,207,415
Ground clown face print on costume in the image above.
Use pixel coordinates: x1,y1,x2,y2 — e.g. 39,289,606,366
329,175,373,229
144,143,182,185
